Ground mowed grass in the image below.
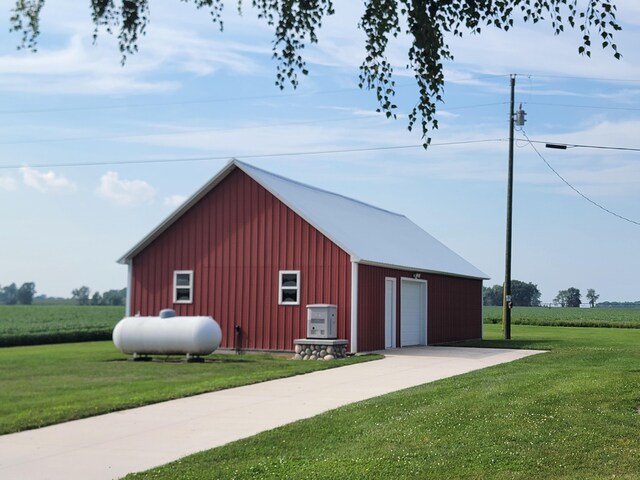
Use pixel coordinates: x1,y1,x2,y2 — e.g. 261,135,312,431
126,325,640,480
0,305,125,347
484,305,640,328
0,342,380,435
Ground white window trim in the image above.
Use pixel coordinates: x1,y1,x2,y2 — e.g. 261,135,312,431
173,270,194,304
278,270,300,305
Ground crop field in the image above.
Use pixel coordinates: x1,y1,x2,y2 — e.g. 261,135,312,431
0,305,125,347
484,305,640,328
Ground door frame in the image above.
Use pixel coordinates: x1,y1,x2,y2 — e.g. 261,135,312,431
384,277,397,349
400,277,428,346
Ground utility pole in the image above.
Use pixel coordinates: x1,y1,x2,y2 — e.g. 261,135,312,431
503,74,525,340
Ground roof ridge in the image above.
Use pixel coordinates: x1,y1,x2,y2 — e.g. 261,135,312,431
233,159,405,218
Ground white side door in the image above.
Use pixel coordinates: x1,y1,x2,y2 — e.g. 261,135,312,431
385,278,396,348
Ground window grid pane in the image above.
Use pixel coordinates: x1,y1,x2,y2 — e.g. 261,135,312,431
279,271,299,305
174,271,193,304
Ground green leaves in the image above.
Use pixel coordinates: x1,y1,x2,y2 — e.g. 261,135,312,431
355,0,621,146
253,0,335,89
359,0,401,132
9,0,44,52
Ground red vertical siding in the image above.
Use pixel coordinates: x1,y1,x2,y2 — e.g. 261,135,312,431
130,168,352,351
357,264,482,352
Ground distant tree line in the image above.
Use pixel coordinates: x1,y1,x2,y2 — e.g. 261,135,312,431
553,288,600,308
598,301,640,308
0,282,36,305
0,282,125,306
553,287,582,307
485,282,603,308
483,280,541,307
71,286,126,306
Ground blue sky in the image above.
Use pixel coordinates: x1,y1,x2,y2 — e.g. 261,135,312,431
1,1,639,303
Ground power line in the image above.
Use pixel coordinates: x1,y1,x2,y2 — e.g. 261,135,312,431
0,72,512,117
443,102,507,111
526,102,640,113
0,114,386,146
0,139,505,170
0,89,357,116
2,71,637,117
0,103,507,146
515,73,640,84
522,138,640,153
0,83,417,116
521,130,640,227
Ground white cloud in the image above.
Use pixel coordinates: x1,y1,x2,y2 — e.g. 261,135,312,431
0,35,179,95
0,17,269,95
446,20,640,81
544,119,640,149
146,27,268,76
164,194,188,208
97,171,156,206
21,167,76,193
0,176,17,191
436,110,461,119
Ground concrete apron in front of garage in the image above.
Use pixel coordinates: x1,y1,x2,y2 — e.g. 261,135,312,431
0,346,543,480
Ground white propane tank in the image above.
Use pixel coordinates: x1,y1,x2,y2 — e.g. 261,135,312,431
113,310,222,356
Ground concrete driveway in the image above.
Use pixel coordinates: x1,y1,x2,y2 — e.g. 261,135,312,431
0,346,543,480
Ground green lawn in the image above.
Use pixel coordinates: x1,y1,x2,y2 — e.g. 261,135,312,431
0,304,125,346
126,325,640,480
484,305,640,328
0,342,380,435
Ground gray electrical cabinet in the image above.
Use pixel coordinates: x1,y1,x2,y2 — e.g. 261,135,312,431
306,304,337,339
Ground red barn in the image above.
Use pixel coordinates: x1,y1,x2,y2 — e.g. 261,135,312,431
118,160,488,353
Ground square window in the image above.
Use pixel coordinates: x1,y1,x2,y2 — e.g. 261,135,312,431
173,270,193,304
279,270,300,305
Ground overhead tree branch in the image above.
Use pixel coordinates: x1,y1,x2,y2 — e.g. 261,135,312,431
9,0,622,144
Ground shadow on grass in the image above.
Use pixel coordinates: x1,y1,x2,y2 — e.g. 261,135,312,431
105,356,258,364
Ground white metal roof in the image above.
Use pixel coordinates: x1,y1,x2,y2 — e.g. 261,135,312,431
119,159,488,280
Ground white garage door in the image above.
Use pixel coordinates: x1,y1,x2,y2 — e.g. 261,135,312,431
400,279,427,346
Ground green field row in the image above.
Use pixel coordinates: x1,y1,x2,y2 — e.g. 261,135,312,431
484,305,640,328
0,305,125,347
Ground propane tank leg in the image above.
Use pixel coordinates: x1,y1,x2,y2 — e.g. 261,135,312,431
185,353,204,363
